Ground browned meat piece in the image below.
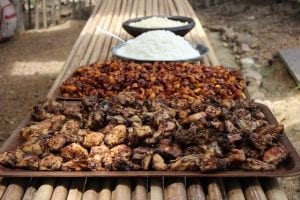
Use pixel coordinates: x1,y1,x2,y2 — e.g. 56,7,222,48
86,111,107,131
60,143,88,160
47,135,67,151
224,120,239,134
15,152,39,170
142,154,152,170
62,104,82,119
175,124,210,146
182,112,206,124
82,130,104,148
211,121,224,132
242,158,276,171
39,154,63,171
111,156,141,171
170,155,199,171
156,139,182,159
90,144,109,155
152,153,167,170
60,120,80,135
31,99,63,121
199,158,228,172
87,154,105,171
133,125,153,138
104,125,127,147
132,146,153,164
0,152,16,167
205,105,221,118
21,120,52,139
61,160,88,171
249,124,284,151
110,144,132,160
20,138,46,156
228,149,246,163
242,145,261,159
227,133,242,143
263,145,288,165
115,92,137,106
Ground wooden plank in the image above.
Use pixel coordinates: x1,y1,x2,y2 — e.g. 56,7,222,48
164,178,187,200
42,0,47,28
1,178,28,200
22,179,40,200
51,179,70,200
80,0,112,65
259,178,288,200
207,179,223,200
145,0,153,16
120,0,134,40
82,178,100,200
180,0,219,66
186,178,206,200
97,0,124,61
137,0,146,18
149,178,163,200
35,0,40,29
152,0,159,15
158,0,166,14
279,48,300,84
47,0,103,97
33,179,56,200
241,178,267,200
223,179,245,200
66,178,86,200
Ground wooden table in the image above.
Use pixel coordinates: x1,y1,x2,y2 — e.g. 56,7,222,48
0,0,289,199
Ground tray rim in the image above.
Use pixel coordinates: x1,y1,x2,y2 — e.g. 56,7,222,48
0,103,299,177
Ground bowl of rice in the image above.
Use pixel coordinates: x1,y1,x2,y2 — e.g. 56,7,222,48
112,30,208,62
122,15,195,37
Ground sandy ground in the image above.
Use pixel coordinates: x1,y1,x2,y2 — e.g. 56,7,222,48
0,1,300,198
0,20,86,144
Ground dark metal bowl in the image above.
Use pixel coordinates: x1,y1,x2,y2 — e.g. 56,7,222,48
111,41,209,62
122,15,195,37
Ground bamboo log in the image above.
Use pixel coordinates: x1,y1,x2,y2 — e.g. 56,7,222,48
82,178,100,200
149,178,163,200
186,178,206,200
164,178,187,200
224,179,245,200
67,178,86,200
207,178,223,200
241,178,267,200
34,179,56,200
42,0,47,28
0,178,9,199
259,178,288,200
51,179,70,200
22,179,40,200
132,178,147,200
2,178,28,200
114,179,131,200
99,179,112,200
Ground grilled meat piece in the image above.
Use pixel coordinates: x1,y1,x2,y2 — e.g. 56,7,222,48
242,158,276,171
104,125,127,147
87,153,105,171
228,149,246,163
20,138,46,156
61,143,88,160
82,130,104,148
142,154,152,170
90,144,109,155
21,120,52,139
61,160,88,171
39,154,63,171
110,144,132,160
170,155,199,171
0,152,16,167
175,124,210,146
47,134,67,151
156,139,182,160
62,104,82,119
263,144,288,165
60,120,80,135
152,153,167,170
199,158,228,172
86,111,107,131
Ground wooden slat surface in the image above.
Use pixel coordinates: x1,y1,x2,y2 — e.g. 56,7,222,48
2,0,288,199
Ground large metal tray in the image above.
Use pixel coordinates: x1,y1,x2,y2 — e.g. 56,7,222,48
0,103,299,177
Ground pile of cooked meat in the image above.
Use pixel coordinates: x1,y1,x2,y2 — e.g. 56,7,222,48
0,92,289,172
60,60,246,100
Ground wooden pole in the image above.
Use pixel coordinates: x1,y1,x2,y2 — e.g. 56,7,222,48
114,179,131,200
35,0,40,29
186,178,206,200
22,179,40,200
224,178,245,200
241,178,267,200
99,179,112,200
42,0,47,28
51,0,56,25
27,0,32,28
149,178,163,200
260,178,288,200
2,178,28,200
33,179,56,200
164,178,187,200
12,0,25,32
132,178,147,200
57,0,61,23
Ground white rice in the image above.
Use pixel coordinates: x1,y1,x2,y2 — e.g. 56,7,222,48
129,16,188,28
116,30,200,60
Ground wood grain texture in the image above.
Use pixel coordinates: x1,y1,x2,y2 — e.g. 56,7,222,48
260,178,288,200
149,178,163,200
241,178,267,200
223,178,245,200
51,179,70,200
186,178,206,200
164,178,187,200
33,179,56,200
1,178,28,200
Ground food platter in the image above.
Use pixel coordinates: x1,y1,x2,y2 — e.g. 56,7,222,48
0,102,299,177
111,42,209,62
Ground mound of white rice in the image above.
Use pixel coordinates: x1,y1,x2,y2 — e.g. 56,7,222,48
129,16,188,28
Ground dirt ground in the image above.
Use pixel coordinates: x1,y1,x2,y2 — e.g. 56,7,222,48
0,1,300,199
